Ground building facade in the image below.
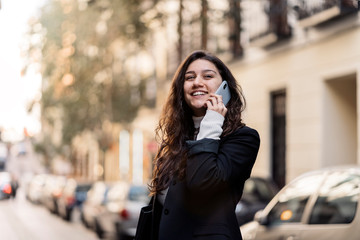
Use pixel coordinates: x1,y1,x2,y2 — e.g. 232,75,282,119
60,0,360,188
114,0,360,187
230,1,360,187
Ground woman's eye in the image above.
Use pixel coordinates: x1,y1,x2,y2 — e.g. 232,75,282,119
204,75,213,79
185,76,195,80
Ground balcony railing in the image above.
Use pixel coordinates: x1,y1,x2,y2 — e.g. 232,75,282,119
243,0,292,47
244,0,358,47
290,0,359,27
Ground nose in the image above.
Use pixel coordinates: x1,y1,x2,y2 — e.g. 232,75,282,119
193,76,204,87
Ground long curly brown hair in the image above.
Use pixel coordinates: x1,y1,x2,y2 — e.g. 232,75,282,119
149,50,246,195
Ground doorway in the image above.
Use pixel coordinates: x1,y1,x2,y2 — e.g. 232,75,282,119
322,73,357,166
271,90,286,188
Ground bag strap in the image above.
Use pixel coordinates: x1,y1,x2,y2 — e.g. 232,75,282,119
150,195,156,239
150,194,162,240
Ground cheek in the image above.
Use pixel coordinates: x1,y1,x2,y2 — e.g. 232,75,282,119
183,83,191,97
212,80,223,93
183,86,190,102
210,85,219,94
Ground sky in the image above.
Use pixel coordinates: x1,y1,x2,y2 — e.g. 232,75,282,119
0,0,45,142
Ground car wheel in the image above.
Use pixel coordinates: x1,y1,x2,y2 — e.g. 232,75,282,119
95,219,104,239
64,208,72,221
80,212,89,228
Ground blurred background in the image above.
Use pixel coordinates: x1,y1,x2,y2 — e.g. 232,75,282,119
0,0,359,239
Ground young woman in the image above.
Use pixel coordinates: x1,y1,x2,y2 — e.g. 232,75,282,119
150,50,260,240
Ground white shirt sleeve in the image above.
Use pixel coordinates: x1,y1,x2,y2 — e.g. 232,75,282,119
196,110,224,140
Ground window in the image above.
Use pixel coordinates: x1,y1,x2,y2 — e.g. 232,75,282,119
271,90,286,188
128,185,149,202
309,171,360,224
243,178,276,203
267,173,324,225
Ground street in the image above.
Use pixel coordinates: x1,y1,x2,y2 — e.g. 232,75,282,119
0,188,99,240
0,139,106,240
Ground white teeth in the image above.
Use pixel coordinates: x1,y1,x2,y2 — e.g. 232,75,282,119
192,92,205,96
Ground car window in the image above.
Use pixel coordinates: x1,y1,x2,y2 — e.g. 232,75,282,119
243,178,275,203
76,184,92,193
267,173,325,225
128,186,149,202
309,171,360,224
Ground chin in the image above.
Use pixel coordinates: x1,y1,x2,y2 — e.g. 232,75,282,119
190,103,204,110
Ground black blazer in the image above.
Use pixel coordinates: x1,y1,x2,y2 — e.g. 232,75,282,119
157,126,260,240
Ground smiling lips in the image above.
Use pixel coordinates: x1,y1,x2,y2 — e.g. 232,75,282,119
192,91,207,96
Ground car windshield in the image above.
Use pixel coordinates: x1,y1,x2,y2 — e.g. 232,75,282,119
309,171,360,224
76,184,92,192
267,172,325,225
243,178,277,202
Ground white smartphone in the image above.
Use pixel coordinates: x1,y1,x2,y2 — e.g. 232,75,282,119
215,80,231,106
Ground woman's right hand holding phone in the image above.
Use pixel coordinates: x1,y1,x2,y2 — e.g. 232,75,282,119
205,94,227,117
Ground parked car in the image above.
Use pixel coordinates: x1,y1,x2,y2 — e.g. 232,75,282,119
0,171,13,200
57,178,92,221
0,143,8,171
42,175,67,214
240,166,360,240
236,177,278,226
94,183,150,239
81,181,111,229
26,174,48,203
113,177,274,240
115,184,150,240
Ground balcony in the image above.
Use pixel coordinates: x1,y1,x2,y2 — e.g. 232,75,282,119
244,0,358,48
244,0,292,48
291,0,359,28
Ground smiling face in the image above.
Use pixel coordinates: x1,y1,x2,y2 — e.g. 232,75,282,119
183,59,223,117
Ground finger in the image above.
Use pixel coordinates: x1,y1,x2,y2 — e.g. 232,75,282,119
210,94,222,103
207,98,226,113
206,96,217,106
213,95,224,105
204,100,214,110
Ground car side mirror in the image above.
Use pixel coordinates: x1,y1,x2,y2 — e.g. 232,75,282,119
254,210,269,226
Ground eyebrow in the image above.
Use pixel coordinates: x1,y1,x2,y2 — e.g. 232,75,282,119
185,69,217,75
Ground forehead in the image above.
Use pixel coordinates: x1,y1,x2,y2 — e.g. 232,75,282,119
186,59,219,73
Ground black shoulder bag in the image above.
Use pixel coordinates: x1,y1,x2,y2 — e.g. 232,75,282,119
135,196,161,240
